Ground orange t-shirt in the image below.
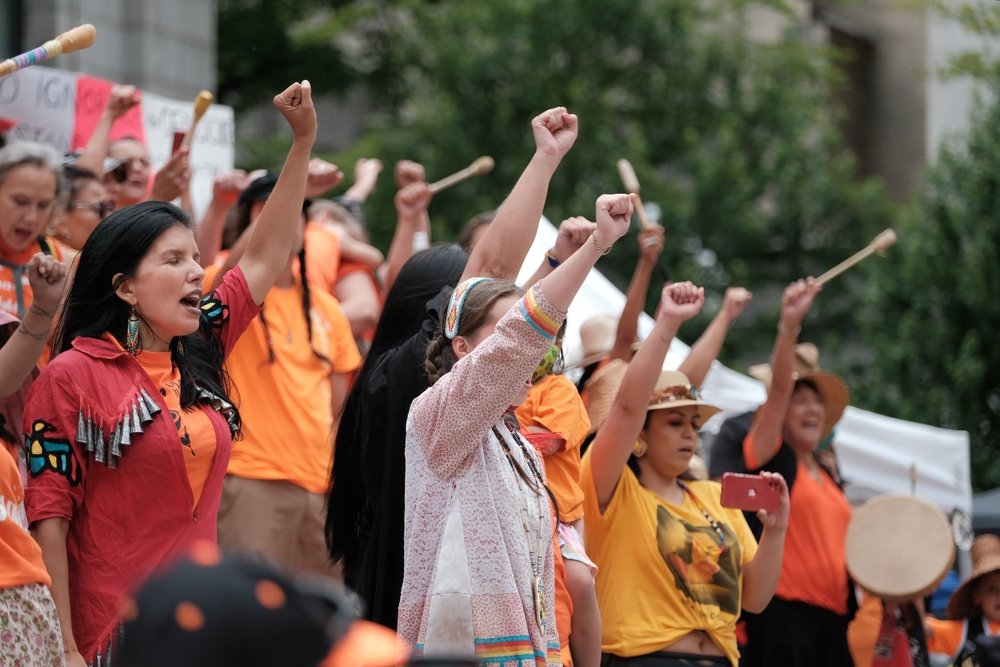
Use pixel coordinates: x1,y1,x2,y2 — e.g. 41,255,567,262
926,617,1000,662
516,374,591,523
134,349,218,509
0,238,63,319
208,267,362,494
773,459,852,614
553,524,574,666
304,222,342,296
0,444,52,588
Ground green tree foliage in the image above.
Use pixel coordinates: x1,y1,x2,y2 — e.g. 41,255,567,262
336,0,891,367
217,0,358,110
860,10,1000,491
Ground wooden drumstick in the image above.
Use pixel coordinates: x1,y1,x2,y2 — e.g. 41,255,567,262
0,24,97,77
182,90,214,147
815,229,898,287
427,156,494,194
616,158,654,230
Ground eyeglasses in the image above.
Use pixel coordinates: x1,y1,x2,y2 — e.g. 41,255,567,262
107,157,150,185
73,200,115,218
108,162,128,184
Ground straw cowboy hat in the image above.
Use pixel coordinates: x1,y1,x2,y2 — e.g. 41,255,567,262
567,314,642,370
748,342,849,440
585,360,722,435
948,534,1000,619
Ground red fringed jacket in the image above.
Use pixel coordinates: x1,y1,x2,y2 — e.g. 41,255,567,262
23,267,259,663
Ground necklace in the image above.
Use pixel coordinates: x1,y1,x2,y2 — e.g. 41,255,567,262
494,416,550,634
676,480,727,552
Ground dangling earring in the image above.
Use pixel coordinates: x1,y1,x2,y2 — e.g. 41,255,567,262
633,436,648,458
125,307,140,355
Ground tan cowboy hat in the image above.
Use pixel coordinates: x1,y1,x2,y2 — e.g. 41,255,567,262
948,534,1000,619
748,343,849,440
567,314,642,370
585,361,721,434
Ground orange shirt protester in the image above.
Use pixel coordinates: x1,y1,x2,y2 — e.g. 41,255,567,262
708,280,854,667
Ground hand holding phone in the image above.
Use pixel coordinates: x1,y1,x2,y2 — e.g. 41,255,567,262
720,472,782,513
171,130,185,156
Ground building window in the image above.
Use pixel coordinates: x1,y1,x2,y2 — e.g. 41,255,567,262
830,26,877,180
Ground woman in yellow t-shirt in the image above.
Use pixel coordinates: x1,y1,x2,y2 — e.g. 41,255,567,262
581,281,789,667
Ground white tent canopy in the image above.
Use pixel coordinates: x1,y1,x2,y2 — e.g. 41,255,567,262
518,219,973,519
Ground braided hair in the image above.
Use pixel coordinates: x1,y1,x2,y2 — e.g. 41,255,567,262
258,244,330,366
424,279,522,385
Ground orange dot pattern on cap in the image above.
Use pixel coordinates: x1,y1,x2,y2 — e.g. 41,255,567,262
255,579,286,610
175,601,205,631
188,540,221,567
118,596,139,622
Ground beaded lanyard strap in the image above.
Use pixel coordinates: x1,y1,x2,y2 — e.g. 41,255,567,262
493,415,550,633
676,480,727,552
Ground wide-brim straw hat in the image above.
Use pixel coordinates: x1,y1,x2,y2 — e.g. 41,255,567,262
566,314,641,370
585,360,721,434
748,343,849,440
948,534,1000,619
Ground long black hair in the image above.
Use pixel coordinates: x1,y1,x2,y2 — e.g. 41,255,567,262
326,244,467,568
52,201,240,426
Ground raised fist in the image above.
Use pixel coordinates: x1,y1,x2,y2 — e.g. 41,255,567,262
395,182,432,219
212,169,250,205
305,158,343,197
105,84,140,119
660,281,705,322
593,193,634,251
27,253,68,314
551,216,597,262
531,106,578,162
780,278,820,329
721,286,752,322
273,80,317,142
395,160,426,188
637,224,665,262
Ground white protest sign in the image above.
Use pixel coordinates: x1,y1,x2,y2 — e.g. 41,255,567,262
138,91,235,219
0,66,76,150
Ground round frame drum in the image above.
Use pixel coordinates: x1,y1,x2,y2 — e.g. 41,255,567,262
846,494,955,601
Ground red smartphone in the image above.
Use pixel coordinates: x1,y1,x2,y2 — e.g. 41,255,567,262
720,473,780,513
171,130,185,156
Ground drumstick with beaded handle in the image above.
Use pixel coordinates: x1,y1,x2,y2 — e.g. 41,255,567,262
182,90,214,148
616,159,654,230
0,24,97,78
814,229,898,287
427,156,494,194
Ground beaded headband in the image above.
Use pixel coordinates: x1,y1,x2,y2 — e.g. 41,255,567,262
648,384,702,405
445,277,491,339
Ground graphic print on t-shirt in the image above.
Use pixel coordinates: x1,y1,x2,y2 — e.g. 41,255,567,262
161,381,193,454
656,505,741,615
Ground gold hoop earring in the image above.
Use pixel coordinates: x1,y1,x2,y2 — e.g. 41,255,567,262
633,437,648,458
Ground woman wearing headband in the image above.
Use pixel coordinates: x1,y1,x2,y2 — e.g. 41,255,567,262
581,281,789,667
327,105,580,630
399,193,632,664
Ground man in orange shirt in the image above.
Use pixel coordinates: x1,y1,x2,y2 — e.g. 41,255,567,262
209,174,362,578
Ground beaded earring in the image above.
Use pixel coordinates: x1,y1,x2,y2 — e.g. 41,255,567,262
125,307,140,355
